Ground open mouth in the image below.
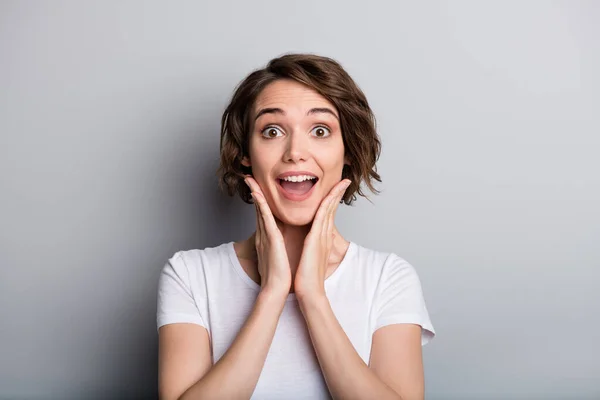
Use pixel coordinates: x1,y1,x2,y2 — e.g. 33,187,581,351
277,177,319,200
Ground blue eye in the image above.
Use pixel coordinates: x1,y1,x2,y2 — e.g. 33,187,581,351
261,126,284,139
311,126,331,138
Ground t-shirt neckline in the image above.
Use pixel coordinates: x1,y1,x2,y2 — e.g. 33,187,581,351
226,240,356,302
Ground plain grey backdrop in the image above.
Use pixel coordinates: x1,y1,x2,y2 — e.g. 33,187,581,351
1,1,598,399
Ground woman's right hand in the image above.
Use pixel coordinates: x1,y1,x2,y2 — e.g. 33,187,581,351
244,176,292,297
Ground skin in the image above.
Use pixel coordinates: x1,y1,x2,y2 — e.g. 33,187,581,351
237,78,353,291
158,79,425,400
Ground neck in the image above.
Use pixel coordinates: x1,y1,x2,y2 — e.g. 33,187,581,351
244,218,347,277
277,219,312,275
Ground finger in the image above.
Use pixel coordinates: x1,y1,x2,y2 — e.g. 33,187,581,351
245,177,282,244
245,176,276,238
252,191,280,240
330,179,351,222
245,176,265,198
253,193,264,246
312,176,347,228
325,179,351,236
312,192,336,235
245,176,264,245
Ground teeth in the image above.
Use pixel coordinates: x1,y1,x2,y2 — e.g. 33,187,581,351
281,175,316,183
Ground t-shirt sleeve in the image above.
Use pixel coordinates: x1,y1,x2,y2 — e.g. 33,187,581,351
373,253,435,346
156,251,208,333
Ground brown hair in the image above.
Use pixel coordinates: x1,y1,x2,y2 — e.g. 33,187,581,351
217,53,382,205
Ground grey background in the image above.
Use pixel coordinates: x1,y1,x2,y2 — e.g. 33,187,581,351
1,1,598,399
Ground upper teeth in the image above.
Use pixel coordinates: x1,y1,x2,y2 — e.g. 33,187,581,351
281,175,316,182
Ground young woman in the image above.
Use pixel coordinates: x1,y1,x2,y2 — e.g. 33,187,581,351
157,54,435,400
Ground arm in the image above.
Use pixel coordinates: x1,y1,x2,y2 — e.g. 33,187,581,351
293,179,433,399
294,179,414,398
159,288,287,400
160,177,295,399
298,294,417,400
369,323,424,400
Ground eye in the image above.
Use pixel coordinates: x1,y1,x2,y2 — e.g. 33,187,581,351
261,126,284,139
311,126,331,138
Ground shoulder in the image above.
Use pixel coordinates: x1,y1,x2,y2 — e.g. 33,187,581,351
356,245,435,342
159,242,233,294
157,243,232,333
165,242,231,271
351,242,420,281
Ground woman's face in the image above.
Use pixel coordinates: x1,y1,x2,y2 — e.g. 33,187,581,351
242,79,348,226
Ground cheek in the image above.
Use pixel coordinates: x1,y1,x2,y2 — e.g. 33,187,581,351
248,147,280,192
249,142,276,172
316,145,345,174
317,136,345,160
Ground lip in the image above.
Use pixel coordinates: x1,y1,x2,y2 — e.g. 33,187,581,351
276,177,318,202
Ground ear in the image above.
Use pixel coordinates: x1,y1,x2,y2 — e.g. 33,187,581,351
241,155,251,167
343,155,351,166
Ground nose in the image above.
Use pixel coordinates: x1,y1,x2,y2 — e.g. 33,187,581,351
282,130,310,163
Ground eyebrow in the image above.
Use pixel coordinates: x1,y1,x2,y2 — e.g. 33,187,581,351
307,107,339,120
254,107,339,121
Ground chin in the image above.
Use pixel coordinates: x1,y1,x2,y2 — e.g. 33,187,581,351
274,207,316,227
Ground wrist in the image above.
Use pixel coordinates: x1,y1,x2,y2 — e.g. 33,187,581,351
296,290,328,310
258,286,289,304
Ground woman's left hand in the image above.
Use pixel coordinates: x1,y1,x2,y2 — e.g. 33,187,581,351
294,179,352,300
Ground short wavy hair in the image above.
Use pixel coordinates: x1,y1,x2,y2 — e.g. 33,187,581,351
217,53,382,205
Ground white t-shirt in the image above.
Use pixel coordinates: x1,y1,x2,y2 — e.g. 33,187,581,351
157,241,435,399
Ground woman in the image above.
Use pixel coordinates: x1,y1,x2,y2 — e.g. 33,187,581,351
157,54,435,400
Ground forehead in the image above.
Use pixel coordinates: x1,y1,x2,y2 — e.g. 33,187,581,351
253,79,337,114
